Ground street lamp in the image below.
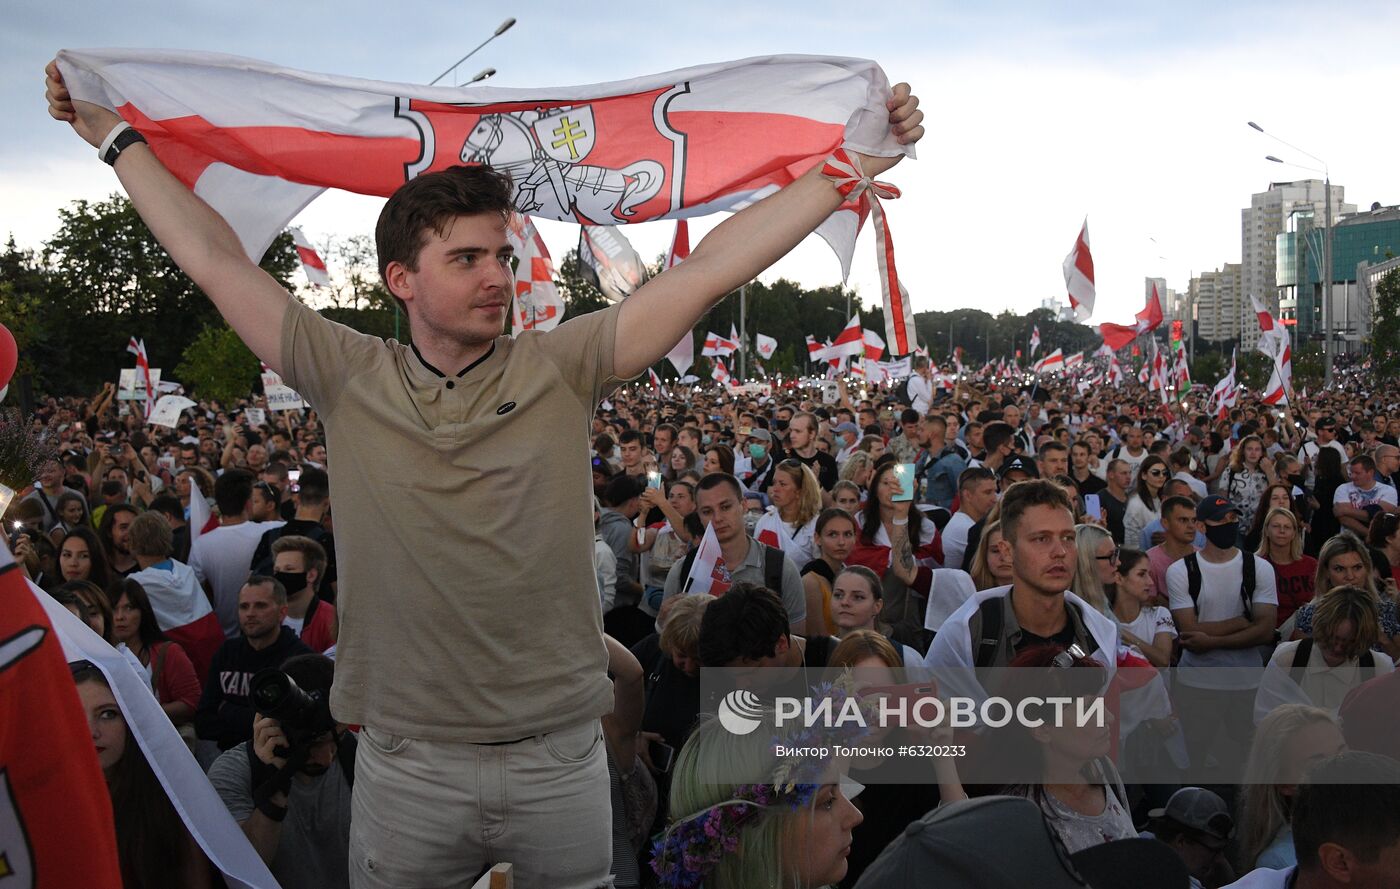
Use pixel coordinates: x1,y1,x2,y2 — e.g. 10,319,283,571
1248,121,1334,387
430,17,517,85
468,68,496,84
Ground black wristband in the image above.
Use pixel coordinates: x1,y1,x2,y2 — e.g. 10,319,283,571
255,794,288,822
102,126,147,166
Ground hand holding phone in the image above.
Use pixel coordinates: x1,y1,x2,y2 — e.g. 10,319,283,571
1083,494,1101,521
891,463,916,502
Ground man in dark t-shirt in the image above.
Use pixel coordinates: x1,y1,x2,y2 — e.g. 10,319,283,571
787,411,839,490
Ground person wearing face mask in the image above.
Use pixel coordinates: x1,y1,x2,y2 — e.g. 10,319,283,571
271,535,337,654
739,427,779,493
1168,495,1280,777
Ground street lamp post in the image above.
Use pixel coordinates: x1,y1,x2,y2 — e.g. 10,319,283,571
430,17,517,85
1248,121,1334,388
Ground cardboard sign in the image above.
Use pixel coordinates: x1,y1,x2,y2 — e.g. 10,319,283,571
117,368,162,400
147,395,197,428
260,372,306,411
244,407,267,427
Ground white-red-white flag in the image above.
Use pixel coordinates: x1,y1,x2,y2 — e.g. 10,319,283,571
816,315,866,361
1250,293,1289,362
1063,218,1095,321
288,226,330,288
682,522,728,595
1029,325,1041,357
126,336,155,418
863,328,886,361
57,50,913,341
1108,355,1125,386
1063,351,1084,370
702,330,739,357
506,215,564,335
648,367,664,394
1032,348,1064,373
711,357,740,388
755,333,778,360
662,220,694,375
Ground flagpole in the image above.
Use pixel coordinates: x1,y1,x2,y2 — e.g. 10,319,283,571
739,283,747,380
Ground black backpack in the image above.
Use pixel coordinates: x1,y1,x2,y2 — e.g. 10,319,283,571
972,594,1100,669
1290,637,1375,686
1183,552,1255,619
679,540,784,596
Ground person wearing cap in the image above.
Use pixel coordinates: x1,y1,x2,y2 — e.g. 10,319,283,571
834,421,862,467
854,795,1189,889
1144,787,1236,889
999,455,1039,487
1223,751,1400,889
1298,417,1348,488
1168,495,1279,777
738,427,779,493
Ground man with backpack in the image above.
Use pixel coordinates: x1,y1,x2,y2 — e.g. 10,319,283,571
923,480,1120,700
1168,495,1278,775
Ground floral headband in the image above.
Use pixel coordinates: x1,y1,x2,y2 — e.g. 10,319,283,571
649,680,873,889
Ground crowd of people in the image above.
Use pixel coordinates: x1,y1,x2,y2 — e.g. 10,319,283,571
16,352,1400,888
32,63,1397,889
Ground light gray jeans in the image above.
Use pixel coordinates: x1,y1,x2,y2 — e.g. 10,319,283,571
349,719,614,889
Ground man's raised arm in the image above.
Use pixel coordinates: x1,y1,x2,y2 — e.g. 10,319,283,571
45,60,291,374
612,83,923,381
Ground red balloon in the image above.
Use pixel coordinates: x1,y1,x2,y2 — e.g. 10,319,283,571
0,323,15,390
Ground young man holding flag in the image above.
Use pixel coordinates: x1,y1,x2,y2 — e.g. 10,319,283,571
45,61,922,889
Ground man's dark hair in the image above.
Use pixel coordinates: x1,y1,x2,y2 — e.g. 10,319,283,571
958,466,996,492
1037,440,1069,460
214,468,256,517
698,583,791,667
148,494,183,521
998,478,1073,542
1291,751,1400,870
923,415,947,437
99,479,125,500
601,474,645,508
983,421,1014,454
296,467,330,507
1161,495,1196,520
375,165,515,310
695,472,744,501
900,408,921,426
1351,454,1377,474
618,429,647,448
653,422,678,443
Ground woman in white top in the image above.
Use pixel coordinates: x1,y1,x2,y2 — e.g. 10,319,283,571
1123,455,1169,551
1071,524,1117,617
1112,549,1176,668
757,459,822,564
1255,583,1394,723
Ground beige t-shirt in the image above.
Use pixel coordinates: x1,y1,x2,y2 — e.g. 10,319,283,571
281,298,628,741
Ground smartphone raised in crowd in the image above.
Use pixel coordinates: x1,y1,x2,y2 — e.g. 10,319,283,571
288,469,302,493
891,463,916,502
646,470,663,490
1084,493,1101,520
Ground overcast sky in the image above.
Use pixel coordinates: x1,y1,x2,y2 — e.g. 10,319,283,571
6,1,1398,324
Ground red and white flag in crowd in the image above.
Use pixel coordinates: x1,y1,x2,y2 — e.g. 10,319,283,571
753,508,797,553
662,220,694,375
506,215,564,335
647,367,665,395
57,50,913,344
683,522,729,595
1062,217,1095,321
187,483,218,543
1063,351,1084,370
126,336,155,418
1108,354,1125,386
863,329,886,361
816,315,866,361
805,335,824,363
1032,348,1064,373
287,225,330,288
1100,282,1165,350
1250,294,1290,361
2,549,124,889
754,333,778,360
1210,350,1239,419
702,330,739,357
1029,325,1041,357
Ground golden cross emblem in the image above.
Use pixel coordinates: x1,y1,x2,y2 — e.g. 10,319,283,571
550,117,588,161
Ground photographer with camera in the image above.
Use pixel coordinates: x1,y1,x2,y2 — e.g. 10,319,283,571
208,653,353,889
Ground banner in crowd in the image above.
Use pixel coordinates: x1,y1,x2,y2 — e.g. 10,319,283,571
260,370,305,411
30,576,280,889
117,367,162,402
244,407,266,427
56,50,914,350
146,394,197,428
754,333,778,360
578,225,647,303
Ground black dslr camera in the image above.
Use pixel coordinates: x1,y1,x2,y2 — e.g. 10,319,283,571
250,668,336,757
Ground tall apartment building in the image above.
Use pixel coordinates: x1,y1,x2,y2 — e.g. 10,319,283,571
1191,263,1243,344
1242,180,1353,349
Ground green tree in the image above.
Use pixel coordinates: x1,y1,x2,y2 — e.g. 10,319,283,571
34,193,297,395
175,323,261,404
1373,269,1400,378
556,248,613,317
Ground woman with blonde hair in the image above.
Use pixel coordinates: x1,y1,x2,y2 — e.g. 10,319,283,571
1255,584,1394,723
1071,523,1115,616
1291,534,1400,656
1237,704,1347,871
968,520,1014,591
755,460,823,565
838,450,875,493
1258,506,1317,627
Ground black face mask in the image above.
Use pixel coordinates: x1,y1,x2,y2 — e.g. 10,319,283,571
275,571,309,594
1288,473,1305,488
1204,521,1239,550
773,419,789,432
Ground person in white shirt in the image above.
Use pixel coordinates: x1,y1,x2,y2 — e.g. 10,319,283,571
941,467,996,573
832,422,861,467
188,469,284,638
907,355,935,415
1332,454,1399,536
1169,495,1278,777
1297,416,1349,487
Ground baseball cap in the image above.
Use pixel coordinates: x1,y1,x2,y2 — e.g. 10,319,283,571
1195,495,1238,523
853,796,1188,889
1000,455,1039,480
748,428,772,443
835,422,860,436
1147,787,1233,848
1316,416,1337,430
